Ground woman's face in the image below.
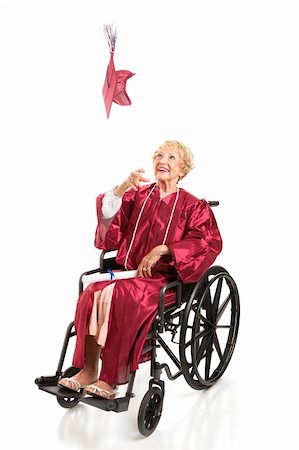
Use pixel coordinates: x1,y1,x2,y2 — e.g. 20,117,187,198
153,145,185,185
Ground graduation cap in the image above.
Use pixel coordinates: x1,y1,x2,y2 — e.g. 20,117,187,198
102,25,135,119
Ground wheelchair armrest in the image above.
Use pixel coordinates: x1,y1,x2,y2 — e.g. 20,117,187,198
99,249,122,271
79,268,102,294
78,249,121,294
158,280,182,333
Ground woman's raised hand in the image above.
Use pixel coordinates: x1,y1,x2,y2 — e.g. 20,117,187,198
114,169,150,197
125,169,150,191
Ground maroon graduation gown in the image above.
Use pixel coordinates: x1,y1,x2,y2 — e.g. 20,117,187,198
72,184,222,385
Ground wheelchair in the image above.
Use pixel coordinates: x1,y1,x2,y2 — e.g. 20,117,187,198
35,201,240,437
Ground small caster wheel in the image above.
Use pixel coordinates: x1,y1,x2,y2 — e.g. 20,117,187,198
138,387,164,436
57,395,80,409
61,366,80,379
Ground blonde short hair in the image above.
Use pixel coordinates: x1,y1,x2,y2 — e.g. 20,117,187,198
153,140,194,179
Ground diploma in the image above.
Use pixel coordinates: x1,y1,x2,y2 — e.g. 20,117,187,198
82,270,138,287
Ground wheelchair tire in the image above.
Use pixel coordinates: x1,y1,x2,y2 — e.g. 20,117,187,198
56,366,81,408
138,387,164,437
57,395,80,409
61,366,80,378
179,266,240,390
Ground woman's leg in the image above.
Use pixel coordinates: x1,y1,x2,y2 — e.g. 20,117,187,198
85,278,163,396
59,335,101,389
84,342,116,394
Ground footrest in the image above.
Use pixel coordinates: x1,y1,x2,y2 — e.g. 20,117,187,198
37,381,132,412
80,395,130,412
38,384,83,399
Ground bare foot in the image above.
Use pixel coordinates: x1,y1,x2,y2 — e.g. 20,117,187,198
58,368,98,390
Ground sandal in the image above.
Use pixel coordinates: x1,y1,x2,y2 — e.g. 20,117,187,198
84,384,118,399
58,377,95,392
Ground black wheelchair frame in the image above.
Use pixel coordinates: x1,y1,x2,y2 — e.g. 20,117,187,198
35,201,240,437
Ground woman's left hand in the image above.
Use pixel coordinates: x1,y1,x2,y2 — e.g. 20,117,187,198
137,245,171,278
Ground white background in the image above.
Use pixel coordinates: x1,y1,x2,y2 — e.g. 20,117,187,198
1,0,298,449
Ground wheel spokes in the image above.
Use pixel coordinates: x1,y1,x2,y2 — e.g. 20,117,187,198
216,293,232,323
180,271,239,388
192,278,233,380
204,338,214,379
144,395,162,429
194,331,214,367
213,332,223,362
184,327,211,348
212,277,223,319
198,312,214,327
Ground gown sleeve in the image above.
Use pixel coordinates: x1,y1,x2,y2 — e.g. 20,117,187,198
94,189,136,251
101,189,122,219
168,199,223,283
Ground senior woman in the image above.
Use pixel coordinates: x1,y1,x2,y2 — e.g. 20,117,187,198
58,140,223,399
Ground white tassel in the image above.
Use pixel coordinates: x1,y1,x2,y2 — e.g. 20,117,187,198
103,24,117,53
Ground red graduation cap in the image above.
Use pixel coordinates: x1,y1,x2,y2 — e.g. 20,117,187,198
102,25,135,119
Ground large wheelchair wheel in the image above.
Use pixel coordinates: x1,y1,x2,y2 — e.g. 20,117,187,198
179,266,240,390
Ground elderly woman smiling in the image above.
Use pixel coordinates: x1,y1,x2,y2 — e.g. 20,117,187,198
58,140,223,399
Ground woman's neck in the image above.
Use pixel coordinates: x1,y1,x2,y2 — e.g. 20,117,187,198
156,181,178,194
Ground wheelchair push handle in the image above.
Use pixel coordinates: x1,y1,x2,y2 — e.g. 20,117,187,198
208,201,219,207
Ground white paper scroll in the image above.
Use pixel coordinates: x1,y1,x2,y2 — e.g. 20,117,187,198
82,270,138,288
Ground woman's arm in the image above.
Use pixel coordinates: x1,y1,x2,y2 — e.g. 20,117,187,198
168,200,223,283
137,200,222,282
95,169,150,250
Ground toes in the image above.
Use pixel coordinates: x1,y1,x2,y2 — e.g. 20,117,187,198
58,377,81,391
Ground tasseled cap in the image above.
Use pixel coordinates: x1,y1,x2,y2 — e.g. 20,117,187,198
102,24,135,119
